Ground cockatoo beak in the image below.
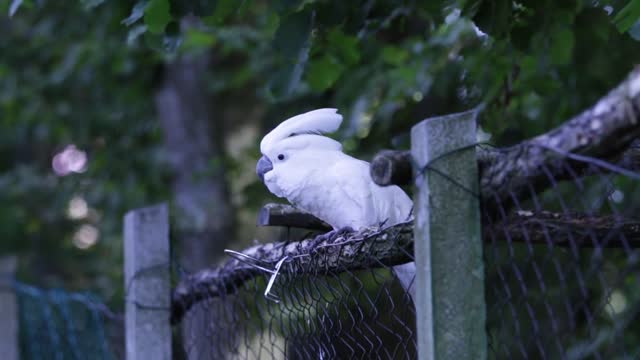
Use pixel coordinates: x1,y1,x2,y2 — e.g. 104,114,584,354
256,155,273,181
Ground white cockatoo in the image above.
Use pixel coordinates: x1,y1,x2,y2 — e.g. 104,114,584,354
256,108,416,297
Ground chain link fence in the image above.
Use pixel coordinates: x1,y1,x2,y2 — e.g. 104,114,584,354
174,226,417,359
483,149,640,359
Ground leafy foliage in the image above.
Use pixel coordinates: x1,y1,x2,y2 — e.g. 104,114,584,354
2,0,639,312
1,1,168,302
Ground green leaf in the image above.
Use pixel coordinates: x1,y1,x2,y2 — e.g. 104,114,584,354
183,29,217,50
613,0,640,33
421,0,454,15
381,45,409,66
306,55,344,91
206,0,236,25
273,10,313,59
389,66,417,83
327,29,360,66
267,9,313,99
264,12,280,37
550,27,574,65
144,0,171,34
266,64,305,100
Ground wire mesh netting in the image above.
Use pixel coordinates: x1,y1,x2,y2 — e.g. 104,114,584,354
13,282,123,360
172,224,417,360
483,146,640,359
170,138,639,359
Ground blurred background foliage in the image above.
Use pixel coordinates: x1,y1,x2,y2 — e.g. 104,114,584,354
1,0,639,310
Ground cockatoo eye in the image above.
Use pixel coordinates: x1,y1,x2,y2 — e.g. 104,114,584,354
277,154,285,160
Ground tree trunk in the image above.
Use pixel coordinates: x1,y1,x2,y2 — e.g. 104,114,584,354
155,50,235,360
155,52,235,270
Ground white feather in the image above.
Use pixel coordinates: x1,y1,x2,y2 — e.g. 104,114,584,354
260,108,343,154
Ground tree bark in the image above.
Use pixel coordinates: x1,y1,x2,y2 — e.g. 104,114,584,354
155,50,235,359
371,141,639,195
155,53,235,270
485,210,640,247
370,67,640,211
257,203,331,231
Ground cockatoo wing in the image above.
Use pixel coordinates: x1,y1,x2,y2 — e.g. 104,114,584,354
287,153,413,230
369,183,416,301
261,109,342,153
331,159,417,300
290,157,375,230
330,159,377,229
370,184,413,227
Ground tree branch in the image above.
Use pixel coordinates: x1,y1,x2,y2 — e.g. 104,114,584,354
171,209,640,323
485,210,640,247
171,222,414,324
369,150,414,187
257,203,331,231
371,67,640,209
372,141,640,187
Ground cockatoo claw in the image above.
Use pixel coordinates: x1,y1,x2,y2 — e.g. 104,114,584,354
309,226,354,249
336,226,355,236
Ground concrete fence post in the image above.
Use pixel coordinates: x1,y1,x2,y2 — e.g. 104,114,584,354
124,203,172,360
0,255,19,360
411,110,486,360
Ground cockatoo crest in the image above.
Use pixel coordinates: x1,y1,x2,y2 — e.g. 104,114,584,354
260,108,343,154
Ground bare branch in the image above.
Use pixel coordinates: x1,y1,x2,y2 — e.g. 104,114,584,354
370,67,640,209
370,150,413,187
480,65,640,206
257,203,331,231
485,210,640,247
371,141,640,188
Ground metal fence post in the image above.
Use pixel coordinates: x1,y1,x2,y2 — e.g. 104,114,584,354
0,255,18,360
124,203,172,360
411,110,486,360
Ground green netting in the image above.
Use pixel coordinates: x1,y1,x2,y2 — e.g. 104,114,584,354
15,282,122,360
